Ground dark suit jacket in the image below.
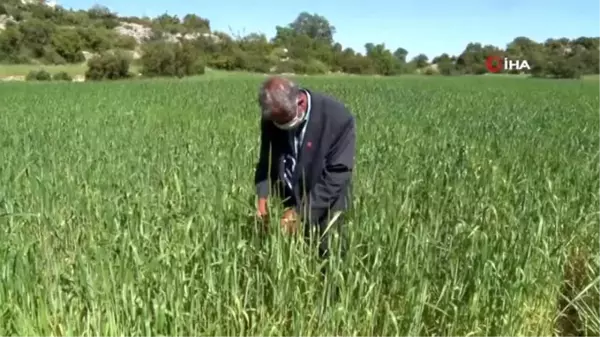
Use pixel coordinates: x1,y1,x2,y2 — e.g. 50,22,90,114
254,89,356,225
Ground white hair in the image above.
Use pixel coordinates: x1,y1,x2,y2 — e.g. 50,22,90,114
258,78,301,119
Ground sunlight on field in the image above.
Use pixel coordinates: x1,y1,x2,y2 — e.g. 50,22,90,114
0,63,90,77
0,76,598,336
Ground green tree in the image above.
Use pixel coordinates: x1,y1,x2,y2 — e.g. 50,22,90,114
365,43,399,75
0,25,26,63
412,53,429,69
288,12,336,45
87,5,119,29
18,18,54,58
393,47,408,63
182,14,210,33
76,27,112,52
51,27,85,63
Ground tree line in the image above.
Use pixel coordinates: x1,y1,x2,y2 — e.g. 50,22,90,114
1,0,597,80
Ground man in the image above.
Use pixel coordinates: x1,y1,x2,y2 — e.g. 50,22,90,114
254,76,356,259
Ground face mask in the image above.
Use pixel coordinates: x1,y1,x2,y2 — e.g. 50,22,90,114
274,108,305,130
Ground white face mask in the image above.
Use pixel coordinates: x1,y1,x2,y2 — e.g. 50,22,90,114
274,108,305,130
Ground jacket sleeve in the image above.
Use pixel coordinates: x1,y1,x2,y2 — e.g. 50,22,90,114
254,119,271,198
302,116,356,224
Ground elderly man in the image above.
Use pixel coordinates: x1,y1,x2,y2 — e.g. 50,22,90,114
254,76,356,259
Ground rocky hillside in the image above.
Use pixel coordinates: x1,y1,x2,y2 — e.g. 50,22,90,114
0,0,597,79
0,0,224,62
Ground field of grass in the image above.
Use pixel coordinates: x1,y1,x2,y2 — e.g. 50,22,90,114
1,62,599,81
0,63,146,78
0,75,598,336
0,63,91,77
0,63,266,79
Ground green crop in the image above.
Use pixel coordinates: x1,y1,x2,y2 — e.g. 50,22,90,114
0,76,598,336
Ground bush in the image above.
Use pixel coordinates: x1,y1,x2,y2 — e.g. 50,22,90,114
85,51,132,81
423,67,437,76
206,54,237,71
275,59,328,75
304,59,329,75
113,35,137,50
41,47,67,65
340,56,376,75
238,53,273,73
437,61,456,76
140,41,205,78
52,71,72,81
25,69,52,81
76,27,112,53
274,60,295,74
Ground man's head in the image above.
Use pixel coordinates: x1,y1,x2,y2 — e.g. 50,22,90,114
258,76,308,130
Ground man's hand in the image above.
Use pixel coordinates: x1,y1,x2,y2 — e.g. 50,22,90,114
280,208,299,235
255,197,270,232
256,198,268,218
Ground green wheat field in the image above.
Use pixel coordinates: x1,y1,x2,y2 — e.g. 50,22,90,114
0,75,598,336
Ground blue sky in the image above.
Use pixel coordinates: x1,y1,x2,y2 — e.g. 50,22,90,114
58,0,599,59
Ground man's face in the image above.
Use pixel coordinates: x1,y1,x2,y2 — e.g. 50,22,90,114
265,97,305,130
268,104,297,125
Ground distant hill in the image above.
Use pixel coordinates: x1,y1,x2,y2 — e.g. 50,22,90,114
0,0,598,79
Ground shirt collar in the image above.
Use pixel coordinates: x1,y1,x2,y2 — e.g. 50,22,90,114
304,89,312,117
300,89,311,126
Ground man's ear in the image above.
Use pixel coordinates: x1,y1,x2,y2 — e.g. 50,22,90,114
296,98,306,114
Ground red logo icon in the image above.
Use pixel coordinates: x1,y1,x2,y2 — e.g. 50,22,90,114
486,55,503,73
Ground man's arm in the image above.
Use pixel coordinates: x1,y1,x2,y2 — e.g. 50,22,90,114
254,120,271,212
301,116,356,224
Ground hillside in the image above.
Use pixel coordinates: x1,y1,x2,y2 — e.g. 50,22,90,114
0,0,598,79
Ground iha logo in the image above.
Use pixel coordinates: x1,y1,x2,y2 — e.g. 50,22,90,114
486,56,531,73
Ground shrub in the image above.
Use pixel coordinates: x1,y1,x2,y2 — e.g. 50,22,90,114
85,51,132,81
275,59,328,75
238,54,273,73
303,59,329,75
41,47,67,65
113,35,137,50
52,71,72,81
274,60,295,74
423,67,437,76
140,41,204,78
25,69,52,81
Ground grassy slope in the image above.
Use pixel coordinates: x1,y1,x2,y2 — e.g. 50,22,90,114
0,75,598,336
1,63,598,81
0,63,141,78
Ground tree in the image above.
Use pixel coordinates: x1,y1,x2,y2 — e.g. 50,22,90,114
0,3,597,80
288,12,336,45
365,43,399,75
152,13,183,34
412,53,429,69
51,26,85,63
18,18,55,58
182,14,210,33
76,27,112,52
393,47,408,63
0,25,25,63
